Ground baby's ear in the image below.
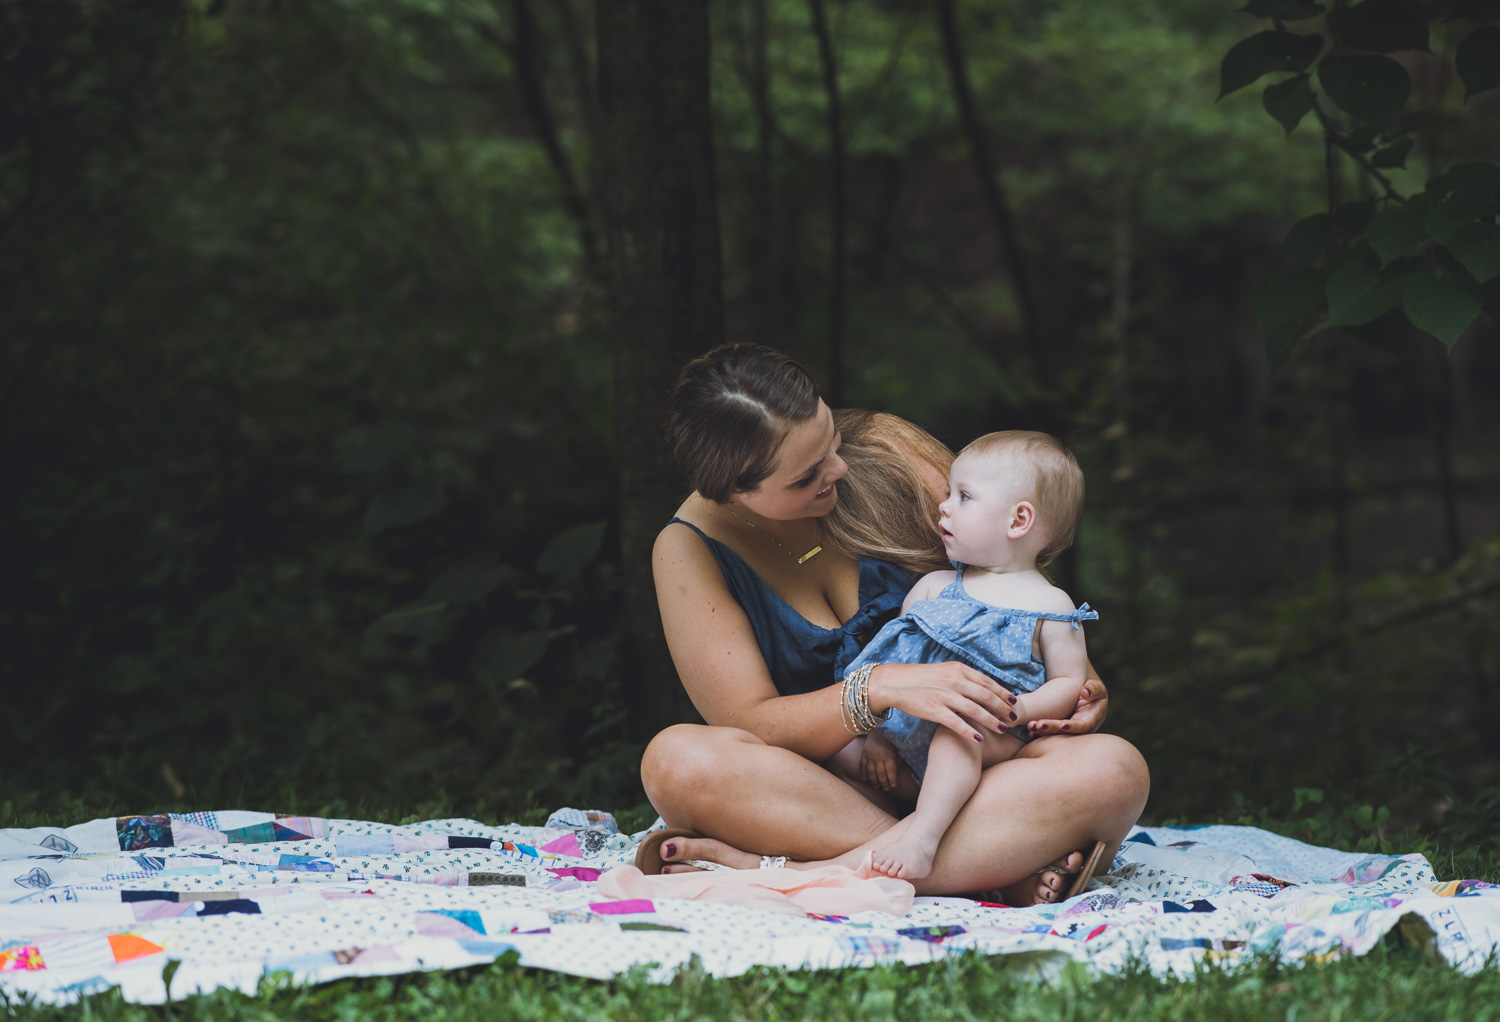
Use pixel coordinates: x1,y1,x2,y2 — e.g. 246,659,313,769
1007,500,1036,537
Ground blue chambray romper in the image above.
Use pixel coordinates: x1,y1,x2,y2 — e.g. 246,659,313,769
849,566,1098,784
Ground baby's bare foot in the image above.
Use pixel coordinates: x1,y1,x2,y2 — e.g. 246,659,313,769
869,830,939,881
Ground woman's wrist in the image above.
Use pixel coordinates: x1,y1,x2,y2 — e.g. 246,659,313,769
865,663,893,716
840,663,889,735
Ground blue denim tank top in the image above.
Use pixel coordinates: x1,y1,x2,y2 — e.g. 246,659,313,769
666,518,914,695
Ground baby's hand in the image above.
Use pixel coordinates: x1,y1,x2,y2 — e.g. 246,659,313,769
860,732,902,792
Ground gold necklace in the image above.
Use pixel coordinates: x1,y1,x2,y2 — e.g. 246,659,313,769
723,505,823,564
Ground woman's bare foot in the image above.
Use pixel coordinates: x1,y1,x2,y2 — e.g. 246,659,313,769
656,834,762,874
996,848,1085,906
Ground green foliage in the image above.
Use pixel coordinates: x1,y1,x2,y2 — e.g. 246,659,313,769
1219,0,1500,358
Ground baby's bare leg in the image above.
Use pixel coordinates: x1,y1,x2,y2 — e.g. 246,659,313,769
870,729,981,881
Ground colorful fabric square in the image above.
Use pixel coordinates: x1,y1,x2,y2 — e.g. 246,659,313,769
277,855,335,873
590,899,653,915
414,910,486,938
0,946,43,971
837,936,902,957
107,935,164,963
116,815,173,851
896,925,965,943
223,822,277,844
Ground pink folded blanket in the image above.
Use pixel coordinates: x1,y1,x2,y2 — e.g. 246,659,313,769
596,860,915,916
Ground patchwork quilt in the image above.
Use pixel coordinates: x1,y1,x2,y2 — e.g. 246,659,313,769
2,808,1497,1005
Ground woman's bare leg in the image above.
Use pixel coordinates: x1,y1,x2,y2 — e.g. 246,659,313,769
644,725,1149,899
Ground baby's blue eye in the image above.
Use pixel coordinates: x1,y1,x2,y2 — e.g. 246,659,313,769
959,492,971,502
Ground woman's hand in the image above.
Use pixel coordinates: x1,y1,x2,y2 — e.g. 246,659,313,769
1026,676,1109,736
868,661,1019,743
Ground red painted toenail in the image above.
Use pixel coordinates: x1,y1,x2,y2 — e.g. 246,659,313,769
663,843,676,858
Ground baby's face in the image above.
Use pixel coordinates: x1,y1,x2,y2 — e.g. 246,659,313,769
936,452,1034,567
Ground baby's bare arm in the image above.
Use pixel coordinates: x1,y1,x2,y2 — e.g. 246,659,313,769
1014,617,1089,725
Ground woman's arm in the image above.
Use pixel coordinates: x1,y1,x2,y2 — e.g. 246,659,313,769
654,526,1017,761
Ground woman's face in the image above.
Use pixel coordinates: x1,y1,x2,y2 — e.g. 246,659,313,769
731,401,847,520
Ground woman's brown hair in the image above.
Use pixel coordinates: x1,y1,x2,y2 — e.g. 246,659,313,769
663,344,821,502
825,409,954,576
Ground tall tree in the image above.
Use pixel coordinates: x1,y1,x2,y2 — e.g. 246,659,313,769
597,0,724,737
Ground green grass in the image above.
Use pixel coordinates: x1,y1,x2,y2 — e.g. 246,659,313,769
5,947,1500,1022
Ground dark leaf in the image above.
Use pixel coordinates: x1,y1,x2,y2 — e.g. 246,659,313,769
1370,137,1414,168
1219,31,1325,99
1318,55,1412,124
1263,75,1317,135
1327,0,1430,52
1240,0,1326,19
1457,26,1500,99
1335,198,1378,234
536,521,608,580
1443,186,1500,220
426,564,520,605
1425,207,1466,244
1266,320,1307,373
363,601,452,655
1256,264,1326,327
1444,161,1500,193
1365,206,1428,264
1443,221,1500,283
1446,0,1500,20
1334,124,1382,153
335,420,417,474
1326,245,1405,324
1281,212,1333,262
1401,269,1484,348
473,628,549,687
363,482,446,537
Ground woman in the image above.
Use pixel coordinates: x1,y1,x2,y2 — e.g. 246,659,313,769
641,344,1148,902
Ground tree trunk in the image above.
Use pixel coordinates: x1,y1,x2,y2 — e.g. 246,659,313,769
597,0,723,739
808,0,846,405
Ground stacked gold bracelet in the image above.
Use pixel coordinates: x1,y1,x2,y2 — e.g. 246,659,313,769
839,663,888,735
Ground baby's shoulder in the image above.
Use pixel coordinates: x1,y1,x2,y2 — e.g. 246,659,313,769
905,569,958,607
1031,584,1082,616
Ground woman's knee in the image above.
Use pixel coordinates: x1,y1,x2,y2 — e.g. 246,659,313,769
640,724,756,807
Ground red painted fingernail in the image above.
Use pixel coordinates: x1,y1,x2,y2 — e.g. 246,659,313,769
1062,725,1071,731
663,843,676,858
973,733,983,743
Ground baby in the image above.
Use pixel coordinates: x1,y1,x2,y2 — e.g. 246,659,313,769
843,430,1096,881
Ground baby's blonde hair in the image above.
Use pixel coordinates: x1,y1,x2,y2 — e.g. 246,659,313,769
957,430,1084,567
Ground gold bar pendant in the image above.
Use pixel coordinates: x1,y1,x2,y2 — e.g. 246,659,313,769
797,545,823,564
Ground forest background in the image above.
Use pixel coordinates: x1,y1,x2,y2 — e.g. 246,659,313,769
2,0,1498,857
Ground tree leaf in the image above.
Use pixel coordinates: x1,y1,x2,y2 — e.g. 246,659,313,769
1457,25,1500,100
1444,161,1500,194
335,420,416,474
1364,206,1427,265
1425,207,1466,245
363,482,447,537
536,521,608,580
1263,75,1316,135
1326,246,1404,324
426,563,519,605
472,628,548,687
1443,221,1500,283
1401,269,1484,348
1219,31,1324,99
1239,0,1326,19
1370,137,1413,168
1447,0,1500,21
1327,0,1430,53
1256,264,1326,328
1334,198,1378,234
1281,212,1333,262
1318,55,1412,125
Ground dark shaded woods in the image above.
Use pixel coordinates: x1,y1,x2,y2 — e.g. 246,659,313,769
1,1,1497,838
